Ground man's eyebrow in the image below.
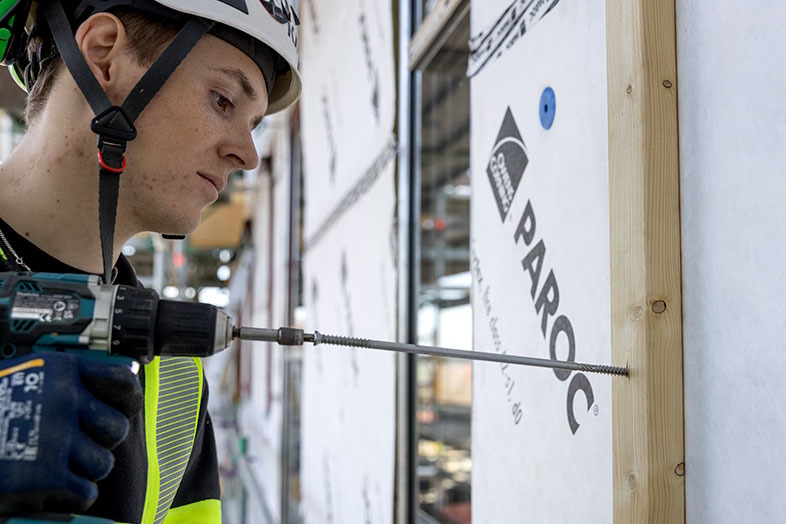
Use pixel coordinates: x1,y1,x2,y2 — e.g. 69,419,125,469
210,67,259,101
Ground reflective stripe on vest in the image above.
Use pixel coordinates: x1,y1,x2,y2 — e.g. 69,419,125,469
141,356,204,524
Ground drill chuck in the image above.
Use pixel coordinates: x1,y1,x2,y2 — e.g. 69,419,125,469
154,300,233,358
109,286,158,363
92,287,232,362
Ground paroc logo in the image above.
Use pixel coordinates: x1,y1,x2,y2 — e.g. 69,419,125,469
487,107,528,221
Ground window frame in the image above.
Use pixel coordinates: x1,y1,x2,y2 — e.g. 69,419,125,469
398,1,472,523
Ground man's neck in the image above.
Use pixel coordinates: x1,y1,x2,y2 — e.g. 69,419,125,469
0,105,134,275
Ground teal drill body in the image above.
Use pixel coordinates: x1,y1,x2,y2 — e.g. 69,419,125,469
0,271,234,364
0,273,109,361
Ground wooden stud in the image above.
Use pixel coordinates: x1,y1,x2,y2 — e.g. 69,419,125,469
606,0,685,522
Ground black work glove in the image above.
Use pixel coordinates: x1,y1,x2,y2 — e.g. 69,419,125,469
0,352,143,514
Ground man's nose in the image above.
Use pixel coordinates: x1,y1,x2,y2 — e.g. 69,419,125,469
220,130,260,171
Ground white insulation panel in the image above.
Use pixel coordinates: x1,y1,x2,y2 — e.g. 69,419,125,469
469,1,612,522
677,2,786,522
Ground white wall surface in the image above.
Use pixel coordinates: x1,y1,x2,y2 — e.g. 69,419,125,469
298,1,398,522
300,162,397,524
677,2,786,522
299,0,396,241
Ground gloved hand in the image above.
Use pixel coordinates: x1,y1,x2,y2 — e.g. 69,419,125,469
0,352,143,514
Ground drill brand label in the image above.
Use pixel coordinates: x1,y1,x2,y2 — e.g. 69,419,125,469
11,292,80,322
0,359,44,461
487,107,528,221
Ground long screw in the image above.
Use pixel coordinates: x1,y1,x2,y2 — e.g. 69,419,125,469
234,327,628,377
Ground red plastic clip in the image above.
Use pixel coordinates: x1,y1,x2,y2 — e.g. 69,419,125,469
97,150,127,173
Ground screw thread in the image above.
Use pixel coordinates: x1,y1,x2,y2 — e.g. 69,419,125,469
579,363,628,376
318,333,371,349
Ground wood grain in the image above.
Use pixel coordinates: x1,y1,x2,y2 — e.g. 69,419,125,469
606,0,685,521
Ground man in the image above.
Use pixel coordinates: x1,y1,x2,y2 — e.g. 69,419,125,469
0,0,300,522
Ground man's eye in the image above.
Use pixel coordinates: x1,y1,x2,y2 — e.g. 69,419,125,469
212,91,233,111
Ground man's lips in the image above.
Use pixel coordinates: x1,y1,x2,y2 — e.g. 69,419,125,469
198,172,226,193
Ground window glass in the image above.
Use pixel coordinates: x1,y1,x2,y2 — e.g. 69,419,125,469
415,12,471,524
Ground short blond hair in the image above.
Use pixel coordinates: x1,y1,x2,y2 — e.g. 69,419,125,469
25,8,181,124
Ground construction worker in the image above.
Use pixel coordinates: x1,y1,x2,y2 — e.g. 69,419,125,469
0,0,300,522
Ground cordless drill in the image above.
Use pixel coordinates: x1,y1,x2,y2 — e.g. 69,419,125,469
0,272,235,365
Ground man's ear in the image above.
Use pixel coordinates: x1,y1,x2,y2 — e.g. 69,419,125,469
73,13,135,103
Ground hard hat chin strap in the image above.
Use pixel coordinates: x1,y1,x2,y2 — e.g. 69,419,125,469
42,2,214,283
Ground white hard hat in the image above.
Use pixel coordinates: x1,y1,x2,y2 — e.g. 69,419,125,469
0,0,302,114
148,0,302,114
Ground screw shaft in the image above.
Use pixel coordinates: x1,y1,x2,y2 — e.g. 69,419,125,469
312,331,628,377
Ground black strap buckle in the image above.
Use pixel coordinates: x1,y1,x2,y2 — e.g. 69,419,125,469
91,106,136,173
91,106,137,141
